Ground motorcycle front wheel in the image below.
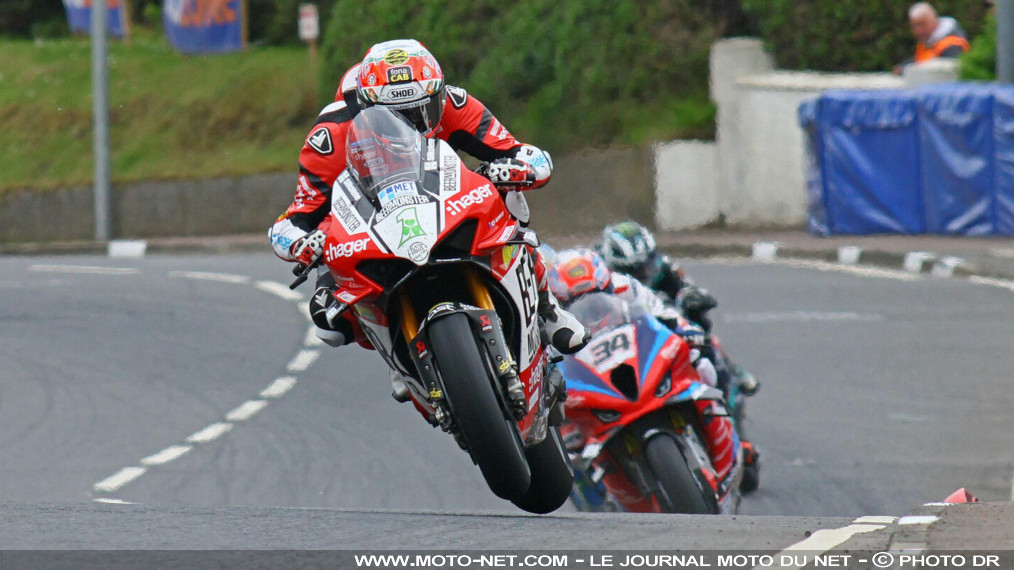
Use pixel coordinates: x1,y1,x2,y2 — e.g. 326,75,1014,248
511,425,574,514
429,313,531,500
644,434,712,514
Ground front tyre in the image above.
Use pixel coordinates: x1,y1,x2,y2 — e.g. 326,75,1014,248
644,435,712,514
429,313,531,500
511,426,574,514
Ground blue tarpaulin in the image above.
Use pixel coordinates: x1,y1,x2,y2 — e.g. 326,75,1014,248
801,84,1014,235
163,0,244,55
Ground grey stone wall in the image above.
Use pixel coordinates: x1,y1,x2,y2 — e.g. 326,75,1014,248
1,149,654,244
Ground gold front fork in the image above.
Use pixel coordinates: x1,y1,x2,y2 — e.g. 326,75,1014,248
398,267,494,342
465,267,495,311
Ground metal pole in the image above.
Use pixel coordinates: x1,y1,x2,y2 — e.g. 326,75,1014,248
91,0,111,241
999,0,1014,83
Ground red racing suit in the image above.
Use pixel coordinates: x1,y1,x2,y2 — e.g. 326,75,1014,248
269,85,551,260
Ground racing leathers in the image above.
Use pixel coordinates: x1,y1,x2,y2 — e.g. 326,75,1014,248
268,86,583,353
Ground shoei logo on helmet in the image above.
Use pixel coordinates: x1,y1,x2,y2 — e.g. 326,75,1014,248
445,183,493,216
387,66,412,84
388,87,418,101
384,49,409,65
325,238,369,261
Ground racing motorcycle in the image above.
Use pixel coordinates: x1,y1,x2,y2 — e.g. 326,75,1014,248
560,292,744,514
289,107,572,514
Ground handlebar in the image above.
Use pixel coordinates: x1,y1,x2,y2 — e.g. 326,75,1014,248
289,260,318,290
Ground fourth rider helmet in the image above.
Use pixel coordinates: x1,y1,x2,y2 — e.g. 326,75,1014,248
600,221,665,287
357,39,446,136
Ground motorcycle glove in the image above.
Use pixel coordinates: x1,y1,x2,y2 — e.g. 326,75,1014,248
290,229,327,267
483,158,536,188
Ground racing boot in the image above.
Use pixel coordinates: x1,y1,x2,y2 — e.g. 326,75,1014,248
538,288,590,354
532,245,589,354
309,283,351,347
740,441,760,494
730,362,759,396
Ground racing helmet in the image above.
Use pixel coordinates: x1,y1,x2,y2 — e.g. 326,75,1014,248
335,63,363,109
548,248,612,304
600,221,665,286
357,39,446,136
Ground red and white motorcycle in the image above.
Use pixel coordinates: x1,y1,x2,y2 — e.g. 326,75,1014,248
289,107,572,513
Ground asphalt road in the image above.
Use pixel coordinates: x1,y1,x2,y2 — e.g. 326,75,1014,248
1,252,1012,550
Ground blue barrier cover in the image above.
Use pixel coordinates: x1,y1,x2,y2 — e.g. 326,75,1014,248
163,0,243,55
801,83,1014,236
995,87,1014,234
798,100,830,235
917,84,995,235
62,0,127,38
821,90,923,234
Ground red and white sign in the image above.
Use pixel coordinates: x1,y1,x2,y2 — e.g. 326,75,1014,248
298,4,319,41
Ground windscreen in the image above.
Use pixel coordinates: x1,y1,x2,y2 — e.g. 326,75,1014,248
346,107,424,199
566,292,637,336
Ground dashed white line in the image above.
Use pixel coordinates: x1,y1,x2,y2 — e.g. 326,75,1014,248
256,280,304,302
969,275,1014,292
304,325,324,347
93,497,136,505
185,422,234,444
261,376,297,398
94,467,148,493
724,311,883,323
898,515,940,526
30,264,139,275
287,349,320,372
169,271,252,284
140,445,193,466
224,400,269,422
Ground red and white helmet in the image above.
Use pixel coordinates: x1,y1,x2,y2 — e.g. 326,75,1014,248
549,248,613,303
357,39,445,136
335,63,362,103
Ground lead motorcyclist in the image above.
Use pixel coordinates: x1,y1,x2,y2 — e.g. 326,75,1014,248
268,39,588,355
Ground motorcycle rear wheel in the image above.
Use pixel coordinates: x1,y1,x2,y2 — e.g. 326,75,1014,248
511,425,574,514
644,435,712,514
430,313,531,500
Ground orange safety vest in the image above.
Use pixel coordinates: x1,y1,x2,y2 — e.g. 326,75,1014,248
914,35,970,63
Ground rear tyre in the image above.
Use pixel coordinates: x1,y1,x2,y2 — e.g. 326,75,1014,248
511,426,574,514
429,313,531,500
644,435,712,514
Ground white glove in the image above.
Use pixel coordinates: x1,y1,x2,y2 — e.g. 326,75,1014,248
290,229,327,266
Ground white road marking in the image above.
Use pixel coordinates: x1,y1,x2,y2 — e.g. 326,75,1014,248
777,258,921,281
30,264,139,275
94,467,148,493
898,515,939,525
287,349,320,372
169,271,252,284
261,376,297,398
256,280,304,302
93,497,136,505
724,311,883,324
298,301,313,322
763,519,887,570
224,400,269,422
108,240,147,258
968,276,1014,292
304,325,324,347
140,445,192,466
838,246,862,265
185,422,234,443
855,516,897,524
752,241,780,261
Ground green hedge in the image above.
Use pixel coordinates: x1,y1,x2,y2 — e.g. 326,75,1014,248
960,11,996,80
319,0,733,151
740,0,989,72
